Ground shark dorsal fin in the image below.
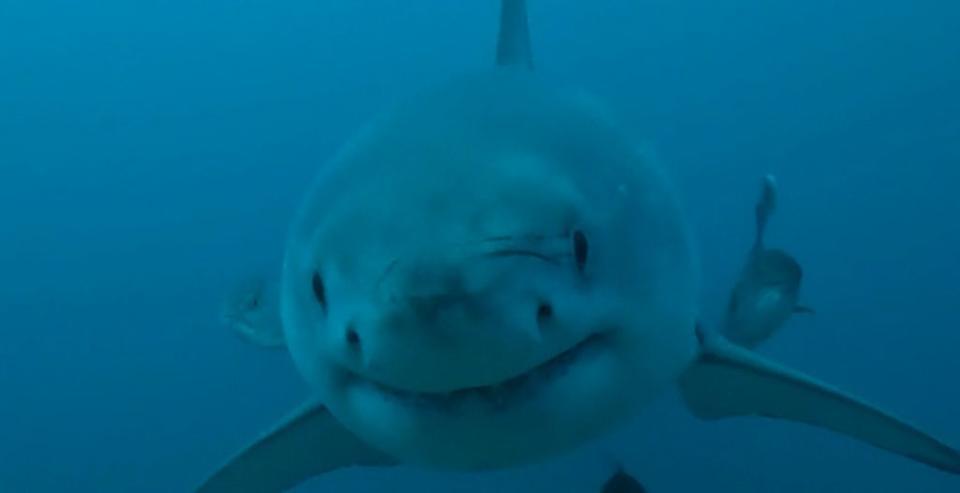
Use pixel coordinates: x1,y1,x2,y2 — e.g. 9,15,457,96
496,0,534,70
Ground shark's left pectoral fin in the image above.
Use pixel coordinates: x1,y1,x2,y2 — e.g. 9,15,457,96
679,329,960,475
196,401,396,493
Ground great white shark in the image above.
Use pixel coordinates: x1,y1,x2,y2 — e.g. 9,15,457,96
197,1,960,491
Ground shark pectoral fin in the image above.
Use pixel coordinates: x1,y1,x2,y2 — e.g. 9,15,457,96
196,402,396,493
794,305,815,315
679,331,960,475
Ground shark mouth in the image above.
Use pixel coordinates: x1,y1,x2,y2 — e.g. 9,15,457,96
360,332,607,412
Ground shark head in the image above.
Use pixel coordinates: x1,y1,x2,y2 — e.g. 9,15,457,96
278,70,700,468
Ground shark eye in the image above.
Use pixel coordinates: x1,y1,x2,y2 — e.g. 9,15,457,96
572,230,589,272
311,271,327,310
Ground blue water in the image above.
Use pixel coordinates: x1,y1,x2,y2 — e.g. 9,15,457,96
2,1,958,491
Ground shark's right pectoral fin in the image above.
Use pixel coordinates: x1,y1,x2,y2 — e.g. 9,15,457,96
196,401,396,493
679,329,960,475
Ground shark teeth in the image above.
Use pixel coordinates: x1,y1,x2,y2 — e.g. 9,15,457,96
372,333,605,412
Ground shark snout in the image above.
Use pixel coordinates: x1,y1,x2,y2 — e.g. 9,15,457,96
336,252,563,393
374,253,545,338
378,255,472,309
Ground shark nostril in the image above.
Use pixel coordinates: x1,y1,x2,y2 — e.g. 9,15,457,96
345,326,361,348
537,302,553,324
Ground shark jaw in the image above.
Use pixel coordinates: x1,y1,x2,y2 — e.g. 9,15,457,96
350,331,609,413
321,327,648,469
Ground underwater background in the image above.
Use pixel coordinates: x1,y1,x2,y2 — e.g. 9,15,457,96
1,0,958,491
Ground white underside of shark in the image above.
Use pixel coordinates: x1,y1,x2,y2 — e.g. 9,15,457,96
196,2,960,491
